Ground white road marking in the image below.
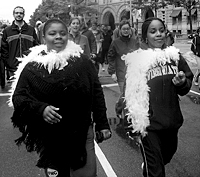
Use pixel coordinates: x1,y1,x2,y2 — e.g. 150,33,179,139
95,141,117,177
0,93,11,96
102,83,118,88
189,90,200,96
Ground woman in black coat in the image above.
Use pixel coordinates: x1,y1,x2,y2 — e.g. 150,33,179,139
9,18,111,177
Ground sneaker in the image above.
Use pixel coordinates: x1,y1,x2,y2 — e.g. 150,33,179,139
102,68,105,72
45,168,59,177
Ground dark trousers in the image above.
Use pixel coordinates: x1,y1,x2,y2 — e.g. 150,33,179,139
100,48,109,64
141,129,178,177
0,59,5,87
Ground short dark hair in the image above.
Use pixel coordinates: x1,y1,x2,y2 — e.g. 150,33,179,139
119,20,130,29
13,6,25,14
43,18,68,36
120,15,128,21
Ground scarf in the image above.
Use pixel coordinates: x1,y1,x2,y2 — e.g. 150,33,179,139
8,40,83,107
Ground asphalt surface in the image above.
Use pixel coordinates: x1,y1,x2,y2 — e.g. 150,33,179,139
0,40,199,177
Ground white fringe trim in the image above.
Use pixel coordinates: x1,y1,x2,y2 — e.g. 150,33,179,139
122,46,180,136
8,41,83,107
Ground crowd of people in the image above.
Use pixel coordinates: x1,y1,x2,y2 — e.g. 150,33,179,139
0,4,198,177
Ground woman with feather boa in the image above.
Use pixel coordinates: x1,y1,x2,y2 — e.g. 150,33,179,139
123,17,193,177
8,19,111,177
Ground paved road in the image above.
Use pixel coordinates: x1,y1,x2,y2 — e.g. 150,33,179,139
0,41,199,177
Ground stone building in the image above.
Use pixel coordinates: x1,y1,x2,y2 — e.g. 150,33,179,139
87,0,200,37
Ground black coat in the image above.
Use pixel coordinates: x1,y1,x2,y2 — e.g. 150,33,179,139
11,53,110,170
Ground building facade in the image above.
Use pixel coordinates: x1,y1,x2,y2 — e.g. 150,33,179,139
87,0,200,37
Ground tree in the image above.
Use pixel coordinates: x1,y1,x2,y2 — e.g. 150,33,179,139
29,0,98,26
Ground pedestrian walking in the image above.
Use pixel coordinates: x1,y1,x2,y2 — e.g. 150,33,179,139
37,12,56,44
101,24,113,71
0,24,8,89
123,17,193,177
8,18,111,177
165,29,175,46
68,17,90,58
35,20,42,40
112,15,137,41
80,17,97,58
89,21,104,73
191,27,200,86
1,6,39,80
107,20,139,118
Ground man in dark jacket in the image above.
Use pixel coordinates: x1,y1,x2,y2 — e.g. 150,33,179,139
80,17,97,57
1,6,39,79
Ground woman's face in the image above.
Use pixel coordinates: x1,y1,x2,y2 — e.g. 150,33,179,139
146,20,166,49
44,23,68,53
120,24,131,36
70,19,80,33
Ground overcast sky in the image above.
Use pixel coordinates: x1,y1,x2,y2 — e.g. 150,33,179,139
0,0,42,23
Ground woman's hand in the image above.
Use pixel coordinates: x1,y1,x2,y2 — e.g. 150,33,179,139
111,74,117,82
172,71,186,86
43,105,62,124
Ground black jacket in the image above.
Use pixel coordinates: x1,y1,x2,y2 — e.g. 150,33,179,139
147,54,193,130
1,21,39,71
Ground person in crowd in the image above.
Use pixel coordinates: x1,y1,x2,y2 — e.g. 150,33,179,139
38,12,56,44
79,17,97,63
107,20,139,118
35,20,42,40
165,29,175,46
0,24,8,89
101,24,113,71
9,18,111,177
68,17,90,58
191,27,200,86
123,17,193,177
112,15,137,41
89,21,104,73
1,6,39,80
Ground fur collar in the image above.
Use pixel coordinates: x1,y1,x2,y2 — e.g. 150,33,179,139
8,40,83,107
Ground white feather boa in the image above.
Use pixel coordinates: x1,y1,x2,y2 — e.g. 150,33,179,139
8,40,83,107
122,46,180,137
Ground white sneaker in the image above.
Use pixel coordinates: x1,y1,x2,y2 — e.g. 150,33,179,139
46,168,59,177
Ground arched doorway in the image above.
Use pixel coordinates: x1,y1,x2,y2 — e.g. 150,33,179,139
144,7,154,20
120,9,130,21
102,11,115,30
